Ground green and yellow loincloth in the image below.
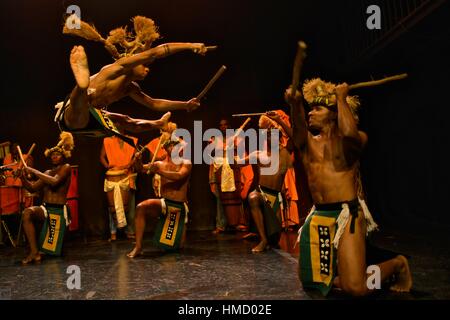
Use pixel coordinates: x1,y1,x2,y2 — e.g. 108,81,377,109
258,185,282,245
153,198,189,251
38,203,70,256
297,198,378,296
54,97,136,147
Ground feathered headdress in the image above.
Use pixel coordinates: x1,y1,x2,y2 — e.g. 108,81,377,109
44,132,75,158
302,78,361,120
63,15,160,60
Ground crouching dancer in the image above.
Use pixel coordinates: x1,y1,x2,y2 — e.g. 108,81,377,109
127,139,191,258
289,80,412,296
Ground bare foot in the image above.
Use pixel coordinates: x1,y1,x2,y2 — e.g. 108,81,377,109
212,227,225,235
390,255,413,292
70,45,90,89
127,247,143,258
156,112,171,131
21,252,42,265
108,233,117,242
251,240,270,253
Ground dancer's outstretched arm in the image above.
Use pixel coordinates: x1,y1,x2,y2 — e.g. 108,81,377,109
117,42,207,70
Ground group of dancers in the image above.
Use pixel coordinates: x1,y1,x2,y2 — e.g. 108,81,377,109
9,14,412,297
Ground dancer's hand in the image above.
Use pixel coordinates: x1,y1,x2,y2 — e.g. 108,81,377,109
13,169,22,179
134,150,143,160
23,166,34,175
186,97,200,112
191,43,207,55
284,86,302,105
335,83,349,100
145,163,159,174
265,111,281,122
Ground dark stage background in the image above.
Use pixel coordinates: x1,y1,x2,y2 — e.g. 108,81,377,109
1,0,449,237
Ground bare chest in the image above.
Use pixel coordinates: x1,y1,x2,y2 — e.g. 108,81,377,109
89,76,130,106
305,137,346,169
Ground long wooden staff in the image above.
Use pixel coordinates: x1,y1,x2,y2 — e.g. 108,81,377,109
232,112,265,117
348,73,408,90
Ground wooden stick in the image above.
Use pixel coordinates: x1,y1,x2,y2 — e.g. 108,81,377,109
232,112,265,117
290,41,307,131
223,118,251,152
234,117,251,137
26,143,36,156
197,65,227,100
17,143,36,169
150,132,172,165
349,73,408,90
16,145,27,168
291,41,307,92
0,162,19,168
150,137,164,165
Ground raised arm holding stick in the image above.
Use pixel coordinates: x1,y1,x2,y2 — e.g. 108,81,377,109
291,75,412,296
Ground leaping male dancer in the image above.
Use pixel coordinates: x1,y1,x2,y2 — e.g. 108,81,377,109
55,15,209,142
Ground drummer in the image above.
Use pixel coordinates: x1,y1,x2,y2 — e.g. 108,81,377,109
1,143,35,215
100,135,138,241
209,119,250,234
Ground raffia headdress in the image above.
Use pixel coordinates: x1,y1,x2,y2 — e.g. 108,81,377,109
44,132,75,158
302,78,361,120
63,14,160,59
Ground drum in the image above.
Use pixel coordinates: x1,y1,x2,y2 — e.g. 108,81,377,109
0,185,22,215
215,166,243,227
0,141,11,160
67,165,79,231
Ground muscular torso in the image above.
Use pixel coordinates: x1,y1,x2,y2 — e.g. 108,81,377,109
88,65,134,107
159,160,190,203
42,164,71,205
303,134,359,204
